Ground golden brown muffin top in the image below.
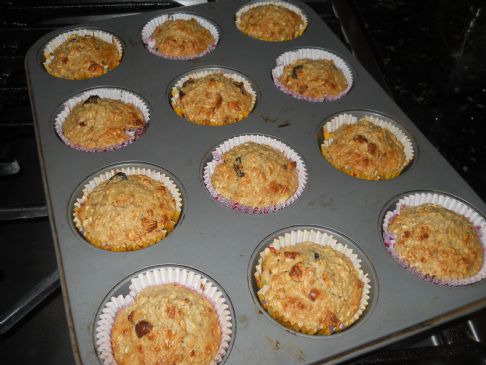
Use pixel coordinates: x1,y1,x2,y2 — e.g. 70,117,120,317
172,73,254,126
211,142,298,207
45,34,121,80
388,204,483,280
112,284,221,365
257,242,363,334
75,173,178,251
322,119,406,180
278,58,348,98
237,4,305,41
62,95,145,150
150,18,215,57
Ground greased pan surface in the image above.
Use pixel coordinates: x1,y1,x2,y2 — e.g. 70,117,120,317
25,1,486,364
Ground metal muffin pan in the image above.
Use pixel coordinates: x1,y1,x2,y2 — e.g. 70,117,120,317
25,0,486,364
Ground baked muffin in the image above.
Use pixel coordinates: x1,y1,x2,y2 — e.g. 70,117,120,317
387,204,483,280
112,284,221,365
149,18,215,58
211,142,298,207
75,173,179,251
61,95,146,150
237,4,306,41
44,34,121,80
321,118,406,180
171,73,254,126
256,241,364,335
278,58,348,99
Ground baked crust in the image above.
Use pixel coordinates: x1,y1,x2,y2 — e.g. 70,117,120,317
62,96,145,149
75,174,178,251
211,142,298,207
112,284,221,365
45,35,121,80
278,58,348,99
321,119,406,180
172,73,253,126
237,4,305,41
257,242,363,334
150,18,215,57
388,204,483,280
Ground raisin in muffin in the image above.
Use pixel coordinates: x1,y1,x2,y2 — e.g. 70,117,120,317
388,204,483,281
321,118,406,180
111,284,221,365
278,58,348,99
61,95,145,150
237,3,306,41
210,142,298,207
75,172,179,251
44,34,121,80
150,18,215,58
172,73,254,126
256,242,364,335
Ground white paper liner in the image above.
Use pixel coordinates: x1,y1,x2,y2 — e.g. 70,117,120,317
95,267,233,365
203,135,307,214
321,112,414,172
43,29,123,74
382,192,486,286
55,88,150,152
255,229,371,334
235,1,308,41
272,48,353,102
170,70,257,123
141,13,219,60
73,166,183,247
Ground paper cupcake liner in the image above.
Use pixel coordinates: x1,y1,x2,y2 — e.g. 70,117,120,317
43,29,123,70
73,166,183,250
203,135,307,214
254,229,371,335
382,192,486,286
272,48,353,102
170,69,257,124
95,267,233,365
55,88,150,153
235,1,308,41
142,13,219,60
321,112,414,179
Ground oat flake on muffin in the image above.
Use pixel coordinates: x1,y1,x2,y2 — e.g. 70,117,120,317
388,204,483,281
62,95,145,150
210,142,298,208
44,34,121,80
111,284,221,365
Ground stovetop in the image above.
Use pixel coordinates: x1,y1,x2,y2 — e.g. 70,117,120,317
0,0,485,364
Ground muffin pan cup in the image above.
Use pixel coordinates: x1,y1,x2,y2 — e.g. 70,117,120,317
382,191,486,286
25,0,486,364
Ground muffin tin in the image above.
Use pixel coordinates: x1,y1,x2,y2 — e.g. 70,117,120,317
25,0,486,364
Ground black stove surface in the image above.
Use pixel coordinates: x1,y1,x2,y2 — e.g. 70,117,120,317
0,0,485,364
